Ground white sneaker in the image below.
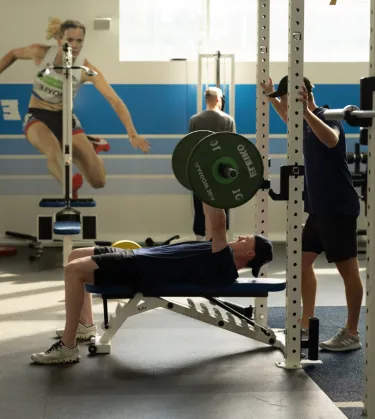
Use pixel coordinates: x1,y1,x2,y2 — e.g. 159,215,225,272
56,322,97,341
319,327,362,352
31,341,80,365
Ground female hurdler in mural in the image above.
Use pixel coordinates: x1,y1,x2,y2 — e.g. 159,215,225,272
0,18,150,197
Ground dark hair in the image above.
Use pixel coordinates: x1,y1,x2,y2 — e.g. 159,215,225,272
46,18,86,40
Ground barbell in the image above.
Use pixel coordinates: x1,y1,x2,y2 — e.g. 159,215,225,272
171,131,265,209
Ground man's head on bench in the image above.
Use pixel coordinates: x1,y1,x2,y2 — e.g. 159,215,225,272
229,235,273,277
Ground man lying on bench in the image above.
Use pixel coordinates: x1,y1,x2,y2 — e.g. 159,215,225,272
31,204,273,365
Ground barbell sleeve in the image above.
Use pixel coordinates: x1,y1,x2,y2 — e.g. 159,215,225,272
218,164,238,179
322,105,375,121
323,105,360,120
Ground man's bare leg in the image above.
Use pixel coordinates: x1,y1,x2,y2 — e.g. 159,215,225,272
61,257,98,347
31,255,98,364
335,257,363,335
68,248,96,326
319,256,363,352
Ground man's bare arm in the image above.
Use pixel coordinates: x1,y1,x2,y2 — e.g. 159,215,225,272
203,203,228,252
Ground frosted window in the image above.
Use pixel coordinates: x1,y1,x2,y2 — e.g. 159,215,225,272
119,0,371,62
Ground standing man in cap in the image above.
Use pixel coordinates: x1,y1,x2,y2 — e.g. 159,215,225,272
188,87,236,241
261,76,363,352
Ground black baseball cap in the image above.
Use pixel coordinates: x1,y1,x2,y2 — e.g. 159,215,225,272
267,75,314,98
247,235,274,277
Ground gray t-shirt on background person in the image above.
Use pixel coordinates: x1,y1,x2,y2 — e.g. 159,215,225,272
189,110,236,133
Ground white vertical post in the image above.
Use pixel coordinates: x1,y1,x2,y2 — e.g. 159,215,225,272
228,53,236,242
63,236,72,267
198,55,203,114
62,43,73,201
229,54,235,120
365,0,375,415
206,0,211,53
255,0,270,326
277,0,304,369
62,43,73,267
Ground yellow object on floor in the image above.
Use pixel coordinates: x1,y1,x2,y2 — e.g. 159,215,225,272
111,240,142,249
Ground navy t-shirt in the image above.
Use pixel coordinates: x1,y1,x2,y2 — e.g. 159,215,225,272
303,107,360,216
132,241,239,286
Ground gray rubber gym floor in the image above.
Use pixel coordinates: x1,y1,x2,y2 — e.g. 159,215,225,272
0,244,366,419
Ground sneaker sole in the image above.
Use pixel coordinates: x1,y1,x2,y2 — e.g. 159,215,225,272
31,355,81,365
56,332,96,341
319,343,362,352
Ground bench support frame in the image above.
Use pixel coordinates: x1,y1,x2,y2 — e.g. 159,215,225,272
89,293,285,356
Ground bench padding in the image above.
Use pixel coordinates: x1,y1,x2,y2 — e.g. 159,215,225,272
85,278,286,298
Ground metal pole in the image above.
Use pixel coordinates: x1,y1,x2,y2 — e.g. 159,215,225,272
230,54,235,120
255,0,270,326
62,43,73,202
364,0,375,415
215,50,221,87
277,0,304,370
227,53,236,242
62,43,73,266
198,55,203,114
206,0,211,53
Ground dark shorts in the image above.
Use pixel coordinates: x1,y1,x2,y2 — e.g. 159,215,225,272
23,108,84,141
91,247,142,287
302,213,358,263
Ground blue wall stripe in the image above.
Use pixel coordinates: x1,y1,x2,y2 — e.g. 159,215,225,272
0,139,39,155
0,158,173,176
0,177,282,196
0,156,292,176
0,154,365,177
0,178,186,195
0,136,361,157
0,83,365,195
0,84,363,136
0,138,181,156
